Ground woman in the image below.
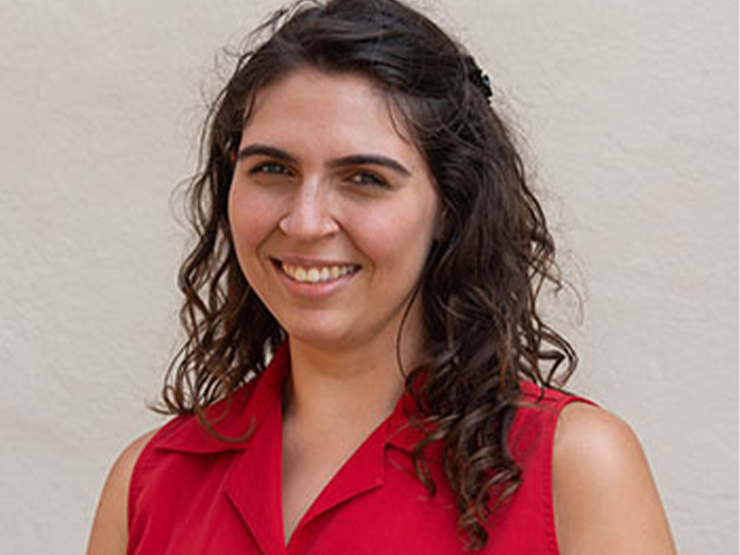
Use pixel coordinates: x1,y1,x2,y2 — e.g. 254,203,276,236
87,0,676,553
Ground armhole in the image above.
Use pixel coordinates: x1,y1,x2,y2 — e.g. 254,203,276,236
126,422,177,540
543,396,599,555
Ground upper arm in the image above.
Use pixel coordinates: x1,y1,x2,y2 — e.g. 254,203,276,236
552,402,676,555
86,429,159,555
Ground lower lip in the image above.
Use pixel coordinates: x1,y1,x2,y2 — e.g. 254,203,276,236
272,261,359,299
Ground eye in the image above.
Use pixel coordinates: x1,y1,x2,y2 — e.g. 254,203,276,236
348,170,389,188
249,161,292,176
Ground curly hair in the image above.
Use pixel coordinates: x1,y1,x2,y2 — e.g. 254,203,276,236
158,0,577,550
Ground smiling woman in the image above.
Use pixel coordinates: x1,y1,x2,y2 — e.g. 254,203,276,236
86,0,676,554
230,69,439,351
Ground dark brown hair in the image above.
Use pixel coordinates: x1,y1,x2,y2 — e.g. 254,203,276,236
159,0,577,549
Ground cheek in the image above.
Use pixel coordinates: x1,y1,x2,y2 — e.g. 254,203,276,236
228,185,276,266
351,202,437,274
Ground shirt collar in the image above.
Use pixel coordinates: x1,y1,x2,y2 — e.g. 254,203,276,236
154,343,290,454
154,343,423,456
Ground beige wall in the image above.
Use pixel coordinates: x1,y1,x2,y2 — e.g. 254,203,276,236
0,0,736,552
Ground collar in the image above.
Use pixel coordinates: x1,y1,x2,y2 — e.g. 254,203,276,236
154,343,290,454
154,342,424,455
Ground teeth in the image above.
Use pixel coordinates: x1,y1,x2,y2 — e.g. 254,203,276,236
281,262,357,284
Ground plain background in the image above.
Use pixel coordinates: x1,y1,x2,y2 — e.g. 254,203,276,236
0,0,736,553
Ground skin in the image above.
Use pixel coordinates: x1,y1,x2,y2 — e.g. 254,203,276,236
86,68,676,554
229,69,440,355
553,403,677,553
86,429,155,555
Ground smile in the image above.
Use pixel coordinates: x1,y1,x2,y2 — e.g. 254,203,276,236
278,261,360,284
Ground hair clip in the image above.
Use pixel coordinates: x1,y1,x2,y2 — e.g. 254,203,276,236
465,56,493,103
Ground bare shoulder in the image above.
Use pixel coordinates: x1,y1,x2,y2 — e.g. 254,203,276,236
86,428,160,555
552,402,676,555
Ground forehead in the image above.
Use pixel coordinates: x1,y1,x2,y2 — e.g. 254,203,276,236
242,68,419,161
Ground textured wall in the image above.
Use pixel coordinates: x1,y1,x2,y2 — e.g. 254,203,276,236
0,0,736,553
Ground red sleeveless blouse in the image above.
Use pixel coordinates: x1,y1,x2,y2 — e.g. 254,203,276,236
128,344,595,554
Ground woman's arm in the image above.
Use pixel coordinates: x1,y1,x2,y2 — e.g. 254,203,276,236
553,403,677,554
86,430,158,555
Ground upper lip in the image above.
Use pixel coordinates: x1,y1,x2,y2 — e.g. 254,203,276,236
271,255,360,268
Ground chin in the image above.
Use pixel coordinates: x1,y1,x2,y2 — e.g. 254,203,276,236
281,319,356,349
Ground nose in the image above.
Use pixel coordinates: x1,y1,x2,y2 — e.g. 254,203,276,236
278,180,339,239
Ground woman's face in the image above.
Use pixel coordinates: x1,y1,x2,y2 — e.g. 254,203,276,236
228,68,439,352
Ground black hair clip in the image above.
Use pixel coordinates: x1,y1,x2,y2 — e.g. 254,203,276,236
465,56,493,103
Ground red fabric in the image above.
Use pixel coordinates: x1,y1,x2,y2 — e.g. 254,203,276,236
128,344,596,554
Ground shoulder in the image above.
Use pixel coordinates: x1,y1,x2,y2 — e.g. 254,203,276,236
86,428,160,555
509,383,594,456
552,402,676,554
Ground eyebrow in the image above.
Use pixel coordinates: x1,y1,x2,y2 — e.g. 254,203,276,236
328,154,411,177
236,144,298,164
236,143,412,177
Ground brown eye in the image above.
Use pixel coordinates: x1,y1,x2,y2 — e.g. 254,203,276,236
249,161,292,176
349,171,389,188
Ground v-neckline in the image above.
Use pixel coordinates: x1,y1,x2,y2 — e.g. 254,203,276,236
223,362,394,554
278,392,397,549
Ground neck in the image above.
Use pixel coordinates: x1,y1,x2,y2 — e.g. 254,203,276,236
283,312,426,433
